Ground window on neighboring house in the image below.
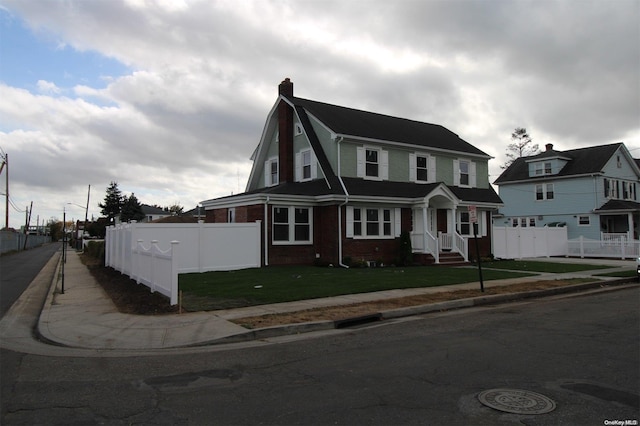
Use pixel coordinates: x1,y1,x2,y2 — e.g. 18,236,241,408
510,217,536,228
272,206,312,244
227,208,235,223
347,207,399,238
535,183,554,200
534,162,552,175
578,216,590,226
529,217,536,227
264,157,278,187
295,123,303,135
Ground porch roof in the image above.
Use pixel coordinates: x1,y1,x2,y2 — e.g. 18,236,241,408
594,199,640,213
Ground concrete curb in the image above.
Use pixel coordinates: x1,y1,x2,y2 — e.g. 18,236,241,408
207,278,638,345
34,252,68,347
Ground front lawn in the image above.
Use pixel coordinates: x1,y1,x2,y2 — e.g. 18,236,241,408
178,265,533,309
479,260,613,273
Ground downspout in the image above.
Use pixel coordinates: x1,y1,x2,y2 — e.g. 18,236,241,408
337,137,350,268
264,196,270,266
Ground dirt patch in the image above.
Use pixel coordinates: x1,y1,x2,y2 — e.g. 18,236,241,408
80,254,178,315
231,278,598,328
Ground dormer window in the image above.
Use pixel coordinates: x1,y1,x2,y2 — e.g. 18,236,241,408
534,162,552,175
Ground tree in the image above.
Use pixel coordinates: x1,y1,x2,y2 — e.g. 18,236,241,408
502,127,539,169
120,193,145,223
47,219,63,242
99,182,123,224
167,203,184,215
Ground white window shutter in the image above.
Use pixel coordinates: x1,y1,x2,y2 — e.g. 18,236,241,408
394,208,402,237
356,147,365,177
311,151,317,179
470,161,477,188
346,206,354,237
409,153,416,182
295,152,301,182
428,156,436,182
453,159,460,186
264,160,270,186
381,150,389,180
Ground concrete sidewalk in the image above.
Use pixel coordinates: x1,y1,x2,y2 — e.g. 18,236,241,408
35,250,638,350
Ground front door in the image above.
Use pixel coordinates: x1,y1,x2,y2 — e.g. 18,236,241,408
437,209,448,234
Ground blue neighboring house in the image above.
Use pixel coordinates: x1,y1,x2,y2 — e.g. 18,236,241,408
494,142,640,241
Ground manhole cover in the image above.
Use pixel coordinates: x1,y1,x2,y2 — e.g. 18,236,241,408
478,388,556,415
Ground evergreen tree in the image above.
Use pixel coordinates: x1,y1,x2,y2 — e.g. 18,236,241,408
120,193,145,223
502,127,539,169
99,182,123,224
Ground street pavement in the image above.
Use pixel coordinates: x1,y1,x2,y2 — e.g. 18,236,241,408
0,247,637,354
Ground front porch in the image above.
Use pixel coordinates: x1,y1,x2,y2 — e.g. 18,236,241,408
409,188,476,264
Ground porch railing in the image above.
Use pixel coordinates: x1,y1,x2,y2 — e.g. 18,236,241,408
410,230,439,263
440,232,468,261
601,232,630,245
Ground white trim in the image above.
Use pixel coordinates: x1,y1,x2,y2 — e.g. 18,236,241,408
272,205,313,245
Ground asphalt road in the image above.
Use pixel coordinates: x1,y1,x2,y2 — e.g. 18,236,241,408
0,242,60,317
1,283,638,425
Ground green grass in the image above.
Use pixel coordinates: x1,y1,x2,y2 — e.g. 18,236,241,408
593,269,638,278
480,260,613,273
178,265,533,307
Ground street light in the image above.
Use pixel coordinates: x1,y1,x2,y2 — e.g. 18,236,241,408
61,202,88,294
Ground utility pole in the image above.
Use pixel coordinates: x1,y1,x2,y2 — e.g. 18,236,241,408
23,201,32,250
0,153,7,229
84,184,90,242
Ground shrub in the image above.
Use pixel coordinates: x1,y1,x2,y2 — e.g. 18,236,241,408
85,241,105,265
397,231,413,266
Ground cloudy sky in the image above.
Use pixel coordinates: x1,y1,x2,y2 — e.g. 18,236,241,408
1,0,639,229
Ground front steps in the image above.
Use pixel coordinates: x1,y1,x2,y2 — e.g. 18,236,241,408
413,251,470,266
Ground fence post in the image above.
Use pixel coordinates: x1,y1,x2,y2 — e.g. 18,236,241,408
621,238,626,260
198,220,204,273
150,240,158,294
170,241,179,305
255,221,262,266
579,236,584,258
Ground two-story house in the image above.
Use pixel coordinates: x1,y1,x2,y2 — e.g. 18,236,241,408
494,142,640,241
201,79,502,266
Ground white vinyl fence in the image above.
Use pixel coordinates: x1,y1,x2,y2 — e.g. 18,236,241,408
105,221,261,304
568,236,640,259
493,226,568,259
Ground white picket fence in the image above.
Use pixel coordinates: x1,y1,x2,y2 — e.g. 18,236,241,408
493,226,568,259
105,221,261,305
567,236,640,259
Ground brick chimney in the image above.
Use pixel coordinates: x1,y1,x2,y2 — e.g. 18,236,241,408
545,143,554,151
278,78,294,183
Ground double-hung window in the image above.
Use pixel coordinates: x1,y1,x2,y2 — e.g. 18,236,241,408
264,157,278,187
272,206,312,244
347,207,400,239
357,146,388,180
535,183,554,200
295,149,317,181
409,153,436,183
454,159,476,187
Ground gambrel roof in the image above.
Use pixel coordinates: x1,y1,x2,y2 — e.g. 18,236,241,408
288,96,491,158
494,142,634,184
